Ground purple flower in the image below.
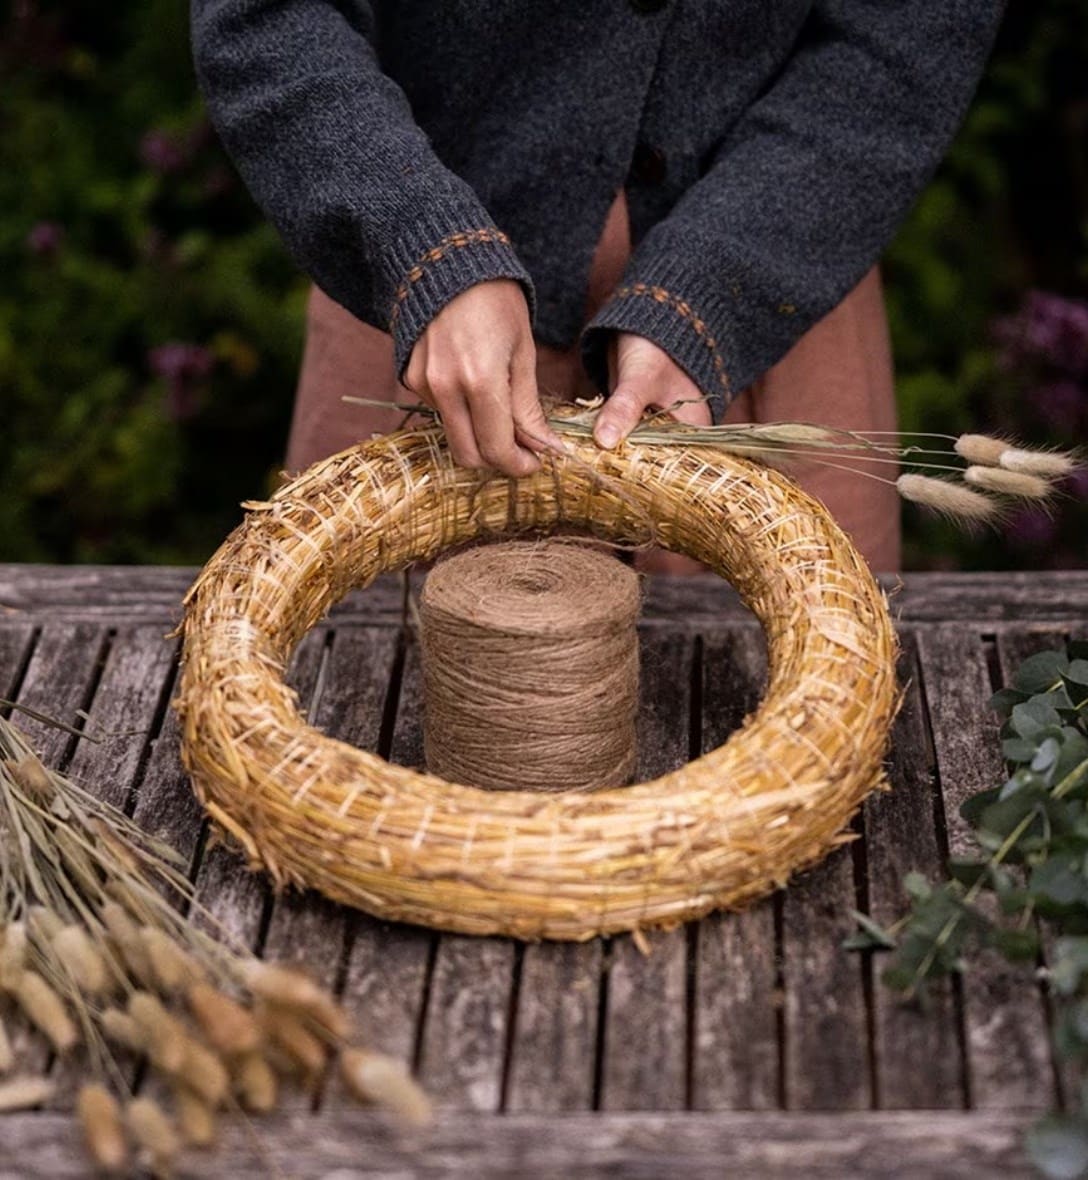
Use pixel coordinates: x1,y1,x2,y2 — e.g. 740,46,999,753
994,291,1088,376
1007,506,1060,550
139,130,188,175
25,221,64,257
1032,380,1084,434
149,343,215,421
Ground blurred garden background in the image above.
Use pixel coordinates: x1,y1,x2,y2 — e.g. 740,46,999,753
1,0,1086,569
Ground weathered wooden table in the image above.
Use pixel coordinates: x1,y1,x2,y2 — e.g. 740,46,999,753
2,565,1087,1179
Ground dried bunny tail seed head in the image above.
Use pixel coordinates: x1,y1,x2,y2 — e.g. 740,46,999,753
125,1097,179,1173
0,1074,55,1112
340,1048,432,1127
172,1083,217,1147
0,921,28,988
77,1084,127,1173
14,970,78,1053
242,961,348,1040
964,465,1053,500
896,474,1002,525
999,446,1078,478
102,903,155,989
53,925,111,995
141,929,206,994
187,982,261,1058
233,1051,277,1113
176,1036,230,1108
5,755,55,800
0,1012,13,1073
256,1002,327,1077
28,906,64,943
100,1007,146,1054
128,991,187,1074
954,433,1011,466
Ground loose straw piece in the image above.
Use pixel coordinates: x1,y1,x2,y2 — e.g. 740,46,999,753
175,406,898,941
420,541,640,792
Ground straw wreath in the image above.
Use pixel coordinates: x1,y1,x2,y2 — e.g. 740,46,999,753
175,403,901,940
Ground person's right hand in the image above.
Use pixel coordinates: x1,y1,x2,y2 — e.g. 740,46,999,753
403,279,565,477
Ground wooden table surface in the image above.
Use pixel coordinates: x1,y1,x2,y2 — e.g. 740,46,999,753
2,564,1087,1179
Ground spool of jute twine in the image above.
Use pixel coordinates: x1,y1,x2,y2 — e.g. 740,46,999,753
419,540,641,792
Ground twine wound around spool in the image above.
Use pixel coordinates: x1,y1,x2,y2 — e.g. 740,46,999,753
419,541,641,792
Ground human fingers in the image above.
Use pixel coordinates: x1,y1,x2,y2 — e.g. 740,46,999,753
464,374,541,477
509,336,566,457
593,336,661,449
405,341,484,467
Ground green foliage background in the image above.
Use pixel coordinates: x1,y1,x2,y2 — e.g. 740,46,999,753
1,0,1086,567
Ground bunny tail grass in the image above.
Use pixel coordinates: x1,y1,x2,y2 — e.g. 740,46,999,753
896,473,1002,524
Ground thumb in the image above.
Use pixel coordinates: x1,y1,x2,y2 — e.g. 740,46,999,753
595,334,659,449
595,340,656,449
594,384,652,449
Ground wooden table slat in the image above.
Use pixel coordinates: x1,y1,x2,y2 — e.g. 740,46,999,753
190,628,328,948
7,621,109,769
5,564,1088,624
916,626,1053,1110
0,1109,1038,1178
692,627,779,1111
0,621,37,705
863,630,966,1109
2,623,114,1081
64,625,178,811
994,629,1079,1110
257,626,401,1111
325,635,437,1107
597,629,695,1112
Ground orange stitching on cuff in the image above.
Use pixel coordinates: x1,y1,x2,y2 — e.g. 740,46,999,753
612,283,731,398
388,228,512,330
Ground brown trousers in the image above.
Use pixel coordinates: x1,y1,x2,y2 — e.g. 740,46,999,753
286,191,901,572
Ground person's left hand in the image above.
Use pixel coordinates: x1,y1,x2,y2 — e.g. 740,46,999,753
593,333,713,574
592,332,712,451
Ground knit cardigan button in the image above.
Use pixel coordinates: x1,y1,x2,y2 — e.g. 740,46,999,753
630,143,667,185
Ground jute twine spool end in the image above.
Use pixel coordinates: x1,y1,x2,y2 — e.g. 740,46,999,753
419,541,641,792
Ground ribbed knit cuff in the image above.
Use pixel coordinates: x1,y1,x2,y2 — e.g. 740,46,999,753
382,211,536,381
580,267,734,424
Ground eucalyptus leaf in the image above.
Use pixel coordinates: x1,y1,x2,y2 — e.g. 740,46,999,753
987,925,1040,961
1066,661,1088,688
947,857,992,889
978,787,1047,843
991,687,1029,719
903,870,932,902
1031,856,1088,910
1035,737,1064,774
1012,699,1065,739
1013,650,1070,695
960,786,1002,825
1003,737,1042,762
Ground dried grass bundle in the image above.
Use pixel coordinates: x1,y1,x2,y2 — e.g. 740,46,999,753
176,404,900,940
0,714,430,1173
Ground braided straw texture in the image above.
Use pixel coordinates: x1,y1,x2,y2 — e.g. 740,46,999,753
175,408,898,941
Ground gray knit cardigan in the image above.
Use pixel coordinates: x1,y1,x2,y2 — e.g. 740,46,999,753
190,0,1004,422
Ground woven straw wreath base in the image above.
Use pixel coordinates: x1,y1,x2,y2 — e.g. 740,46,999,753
176,410,898,940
